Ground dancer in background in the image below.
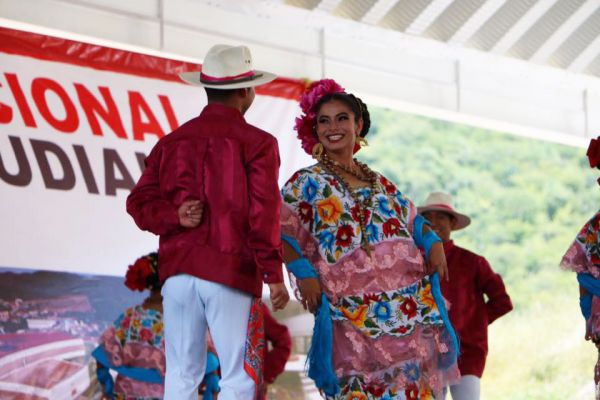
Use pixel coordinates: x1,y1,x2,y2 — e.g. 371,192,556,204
127,44,289,400
93,253,220,400
561,136,600,399
280,79,460,399
419,192,513,400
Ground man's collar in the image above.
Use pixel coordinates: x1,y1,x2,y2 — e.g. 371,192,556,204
201,103,245,121
443,240,455,251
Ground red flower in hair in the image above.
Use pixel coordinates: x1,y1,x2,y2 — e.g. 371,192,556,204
295,115,318,155
295,79,346,155
125,255,156,292
587,137,600,168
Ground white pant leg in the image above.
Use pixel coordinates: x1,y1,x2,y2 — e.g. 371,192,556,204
162,274,208,400
447,375,481,400
201,280,255,400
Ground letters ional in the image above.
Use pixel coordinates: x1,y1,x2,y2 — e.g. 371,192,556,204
0,72,181,195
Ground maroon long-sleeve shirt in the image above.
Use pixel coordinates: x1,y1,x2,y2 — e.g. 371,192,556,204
126,104,283,297
441,240,513,377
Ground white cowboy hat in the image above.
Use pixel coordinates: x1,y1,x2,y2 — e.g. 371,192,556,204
179,44,277,89
417,192,471,230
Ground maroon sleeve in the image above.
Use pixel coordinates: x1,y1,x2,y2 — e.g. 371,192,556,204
126,145,181,236
246,136,284,284
478,256,513,324
263,305,292,384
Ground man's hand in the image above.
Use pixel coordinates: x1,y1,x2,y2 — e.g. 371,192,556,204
427,242,448,281
297,277,322,313
268,282,290,311
178,199,203,228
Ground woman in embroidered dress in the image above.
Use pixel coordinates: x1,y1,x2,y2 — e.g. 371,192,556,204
281,79,460,400
94,252,166,400
561,136,600,399
93,252,219,400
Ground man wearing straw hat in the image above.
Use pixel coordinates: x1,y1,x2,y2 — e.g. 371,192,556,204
127,44,289,400
419,192,513,400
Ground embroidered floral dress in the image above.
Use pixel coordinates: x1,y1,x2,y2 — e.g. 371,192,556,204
99,305,165,400
561,211,600,332
561,210,600,397
281,165,460,400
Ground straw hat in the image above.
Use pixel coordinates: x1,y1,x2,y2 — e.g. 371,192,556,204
179,44,276,89
417,192,471,230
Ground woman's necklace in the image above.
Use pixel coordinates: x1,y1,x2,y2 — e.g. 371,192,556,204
319,153,379,256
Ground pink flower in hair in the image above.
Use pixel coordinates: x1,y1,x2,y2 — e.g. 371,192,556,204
299,79,345,115
295,79,346,155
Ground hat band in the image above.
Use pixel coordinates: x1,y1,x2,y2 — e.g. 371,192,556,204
200,70,262,85
426,203,456,213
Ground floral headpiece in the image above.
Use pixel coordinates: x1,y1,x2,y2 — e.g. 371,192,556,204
124,252,160,292
294,79,346,155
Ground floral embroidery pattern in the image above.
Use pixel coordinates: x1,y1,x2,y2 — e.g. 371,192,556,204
576,212,600,266
331,277,443,338
115,394,161,400
331,371,435,400
282,165,412,263
114,306,164,348
244,298,265,397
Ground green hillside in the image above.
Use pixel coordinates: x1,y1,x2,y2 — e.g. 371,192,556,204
358,108,598,399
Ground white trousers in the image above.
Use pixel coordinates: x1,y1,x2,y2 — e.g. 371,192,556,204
443,375,481,400
162,274,255,400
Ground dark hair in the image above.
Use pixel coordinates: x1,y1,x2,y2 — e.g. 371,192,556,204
205,87,239,102
315,93,371,137
146,252,162,291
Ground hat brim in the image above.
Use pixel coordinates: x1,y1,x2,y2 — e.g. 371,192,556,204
178,70,277,89
417,206,471,231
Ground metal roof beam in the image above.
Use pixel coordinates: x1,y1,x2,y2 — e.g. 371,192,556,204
448,0,508,45
568,34,600,72
361,0,400,25
316,0,343,13
405,0,454,36
491,0,559,55
530,0,599,63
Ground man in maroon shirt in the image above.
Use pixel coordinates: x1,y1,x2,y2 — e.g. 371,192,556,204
419,192,512,400
127,44,289,400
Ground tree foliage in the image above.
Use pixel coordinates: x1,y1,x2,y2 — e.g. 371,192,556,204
358,108,598,398
360,108,596,286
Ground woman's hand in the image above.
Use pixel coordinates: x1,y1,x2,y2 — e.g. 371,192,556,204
427,242,448,281
298,277,322,313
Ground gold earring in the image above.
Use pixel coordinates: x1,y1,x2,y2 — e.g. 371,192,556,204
357,136,369,147
312,142,324,160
